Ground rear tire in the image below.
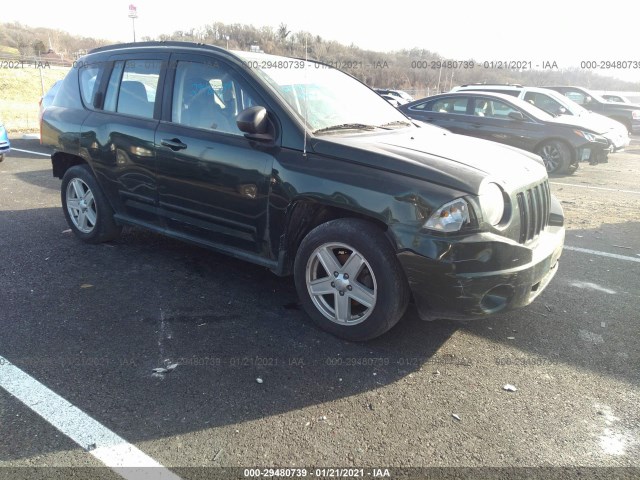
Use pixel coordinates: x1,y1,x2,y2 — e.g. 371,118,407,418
537,140,572,175
294,218,410,341
61,164,122,244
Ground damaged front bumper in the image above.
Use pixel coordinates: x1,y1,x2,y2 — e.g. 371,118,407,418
396,223,565,322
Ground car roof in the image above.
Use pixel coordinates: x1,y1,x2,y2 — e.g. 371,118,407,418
421,91,525,102
87,41,297,64
457,83,523,88
455,85,561,95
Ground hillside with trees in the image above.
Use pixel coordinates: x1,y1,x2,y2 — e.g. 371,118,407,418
1,20,638,96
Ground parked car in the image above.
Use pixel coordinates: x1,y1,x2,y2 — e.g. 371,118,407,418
375,88,414,104
543,86,640,134
601,94,635,104
452,84,629,152
379,93,401,107
0,121,10,162
41,42,565,341
38,80,62,123
400,92,610,174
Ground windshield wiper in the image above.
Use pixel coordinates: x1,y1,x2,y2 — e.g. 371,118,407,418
378,120,412,128
314,123,381,134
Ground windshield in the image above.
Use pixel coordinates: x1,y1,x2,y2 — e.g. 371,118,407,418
581,88,608,103
236,52,410,133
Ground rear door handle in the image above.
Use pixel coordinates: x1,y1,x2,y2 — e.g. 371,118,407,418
161,138,187,151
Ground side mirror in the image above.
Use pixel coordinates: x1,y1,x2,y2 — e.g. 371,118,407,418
236,106,274,142
585,96,592,104
558,106,567,115
508,111,525,121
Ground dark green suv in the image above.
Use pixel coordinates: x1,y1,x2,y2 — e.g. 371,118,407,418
41,42,565,340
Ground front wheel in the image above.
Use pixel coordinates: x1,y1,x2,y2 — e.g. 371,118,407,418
61,164,122,243
294,219,410,341
537,140,572,175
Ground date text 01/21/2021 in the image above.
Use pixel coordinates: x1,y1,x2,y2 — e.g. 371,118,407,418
409,60,559,70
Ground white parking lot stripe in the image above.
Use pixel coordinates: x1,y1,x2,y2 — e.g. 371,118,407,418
550,182,640,195
0,356,182,480
10,148,51,157
564,246,640,263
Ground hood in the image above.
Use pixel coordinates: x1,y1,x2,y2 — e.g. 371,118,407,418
310,126,547,195
581,112,628,134
543,114,611,134
602,101,640,111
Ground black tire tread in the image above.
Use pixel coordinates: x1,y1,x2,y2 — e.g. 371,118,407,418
61,164,122,244
294,218,409,341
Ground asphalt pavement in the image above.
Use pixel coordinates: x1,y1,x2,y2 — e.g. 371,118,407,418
1,137,639,480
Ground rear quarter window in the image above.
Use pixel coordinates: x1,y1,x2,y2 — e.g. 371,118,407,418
79,63,103,108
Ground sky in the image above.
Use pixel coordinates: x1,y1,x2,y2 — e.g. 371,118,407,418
3,0,639,84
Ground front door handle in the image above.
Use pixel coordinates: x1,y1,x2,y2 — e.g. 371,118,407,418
161,138,187,151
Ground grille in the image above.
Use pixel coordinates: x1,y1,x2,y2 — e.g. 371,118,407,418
516,180,550,243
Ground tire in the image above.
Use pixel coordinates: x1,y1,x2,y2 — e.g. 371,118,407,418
294,218,410,341
0,154,4,163
536,140,572,175
61,164,122,243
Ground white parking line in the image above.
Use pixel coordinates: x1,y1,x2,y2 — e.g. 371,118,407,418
564,246,640,263
0,355,182,480
10,148,50,157
550,182,640,195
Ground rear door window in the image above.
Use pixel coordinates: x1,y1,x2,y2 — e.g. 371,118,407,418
431,97,469,114
103,60,161,118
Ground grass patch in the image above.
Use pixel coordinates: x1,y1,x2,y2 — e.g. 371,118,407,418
0,45,20,56
0,66,69,132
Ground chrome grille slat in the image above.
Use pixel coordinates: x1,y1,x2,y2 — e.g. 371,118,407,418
517,180,550,244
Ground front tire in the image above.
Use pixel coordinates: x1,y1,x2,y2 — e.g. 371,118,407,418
537,140,572,175
294,219,410,341
61,164,122,243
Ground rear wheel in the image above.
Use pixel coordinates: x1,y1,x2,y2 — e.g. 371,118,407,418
294,218,409,341
61,164,122,243
537,140,572,175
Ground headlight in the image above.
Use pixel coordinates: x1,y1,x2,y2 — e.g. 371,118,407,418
632,110,640,120
573,129,597,142
479,182,505,226
424,198,471,232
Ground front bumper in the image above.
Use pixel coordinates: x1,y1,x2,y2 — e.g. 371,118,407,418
0,140,10,157
603,130,630,151
397,225,565,321
577,137,609,164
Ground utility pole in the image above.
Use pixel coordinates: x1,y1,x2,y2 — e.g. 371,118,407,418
128,5,138,42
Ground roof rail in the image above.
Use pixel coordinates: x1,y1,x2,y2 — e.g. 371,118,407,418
88,41,226,55
459,83,524,88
